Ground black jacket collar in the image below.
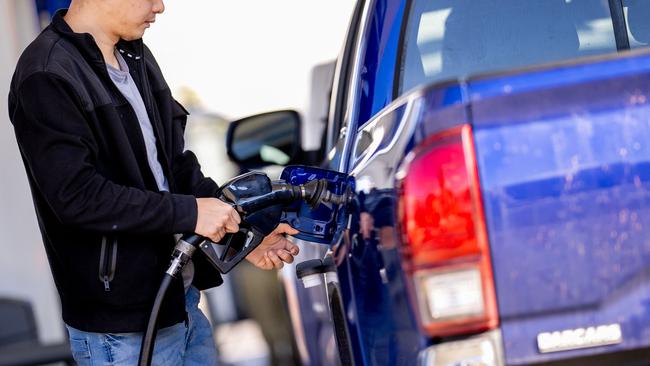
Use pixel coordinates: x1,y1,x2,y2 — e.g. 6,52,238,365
50,9,143,68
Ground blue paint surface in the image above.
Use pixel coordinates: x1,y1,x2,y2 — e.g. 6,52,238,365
472,56,650,364
357,0,406,127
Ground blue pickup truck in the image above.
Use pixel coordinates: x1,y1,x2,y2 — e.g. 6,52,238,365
226,0,650,365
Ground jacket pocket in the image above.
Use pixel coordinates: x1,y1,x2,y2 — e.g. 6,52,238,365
98,236,118,292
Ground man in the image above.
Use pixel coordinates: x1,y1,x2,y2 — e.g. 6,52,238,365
7,0,299,364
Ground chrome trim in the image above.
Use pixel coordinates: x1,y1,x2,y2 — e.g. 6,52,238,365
166,239,196,278
537,323,623,353
350,95,423,176
175,239,197,256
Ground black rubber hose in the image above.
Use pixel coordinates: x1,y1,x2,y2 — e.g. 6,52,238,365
180,233,205,246
138,273,174,366
237,189,297,214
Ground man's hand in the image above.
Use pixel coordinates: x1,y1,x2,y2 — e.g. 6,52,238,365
247,223,300,270
195,198,241,242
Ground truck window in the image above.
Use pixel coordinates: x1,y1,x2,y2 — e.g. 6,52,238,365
398,0,621,95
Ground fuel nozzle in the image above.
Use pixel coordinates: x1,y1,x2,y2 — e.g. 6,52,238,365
144,171,348,366
271,178,349,210
301,178,348,208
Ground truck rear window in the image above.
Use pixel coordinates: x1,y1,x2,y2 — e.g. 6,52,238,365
399,0,650,95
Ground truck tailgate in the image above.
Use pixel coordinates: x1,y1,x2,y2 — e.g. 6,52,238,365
470,53,650,364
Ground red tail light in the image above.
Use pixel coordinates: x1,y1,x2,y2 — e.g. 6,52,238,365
397,124,498,338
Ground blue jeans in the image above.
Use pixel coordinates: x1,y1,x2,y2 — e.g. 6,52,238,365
66,286,217,366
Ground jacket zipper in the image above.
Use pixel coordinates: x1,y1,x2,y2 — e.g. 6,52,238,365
98,236,118,292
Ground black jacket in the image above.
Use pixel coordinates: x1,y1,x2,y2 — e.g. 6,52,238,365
7,11,223,333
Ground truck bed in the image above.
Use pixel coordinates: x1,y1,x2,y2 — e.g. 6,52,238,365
470,51,650,364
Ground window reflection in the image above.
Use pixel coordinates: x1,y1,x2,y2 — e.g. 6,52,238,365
400,0,618,95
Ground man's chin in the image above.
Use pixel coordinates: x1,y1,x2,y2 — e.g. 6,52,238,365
121,32,146,42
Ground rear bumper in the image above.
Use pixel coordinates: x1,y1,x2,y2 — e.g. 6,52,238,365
417,328,650,366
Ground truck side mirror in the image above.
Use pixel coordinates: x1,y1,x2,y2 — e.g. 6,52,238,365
226,110,302,169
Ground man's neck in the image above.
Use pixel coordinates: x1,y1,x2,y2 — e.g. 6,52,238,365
63,5,120,69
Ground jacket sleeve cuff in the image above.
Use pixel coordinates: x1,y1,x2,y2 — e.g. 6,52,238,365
194,177,220,198
171,194,198,233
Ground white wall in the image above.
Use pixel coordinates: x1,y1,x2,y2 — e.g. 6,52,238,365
144,1,355,120
0,0,65,344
